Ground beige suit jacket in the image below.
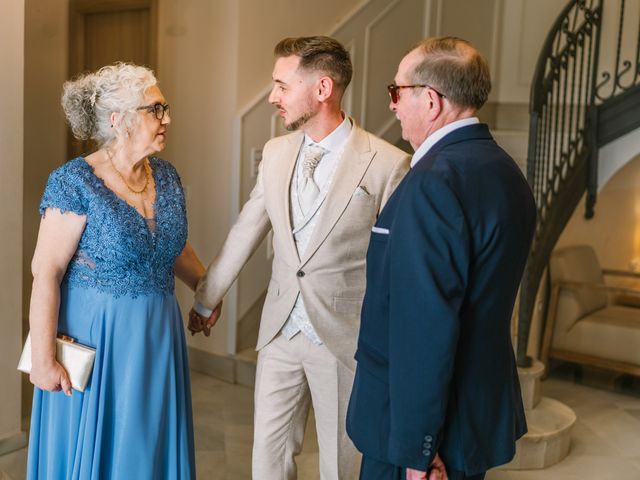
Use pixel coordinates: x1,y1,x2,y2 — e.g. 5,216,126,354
195,121,410,370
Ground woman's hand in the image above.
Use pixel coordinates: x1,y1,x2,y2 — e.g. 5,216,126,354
30,358,72,396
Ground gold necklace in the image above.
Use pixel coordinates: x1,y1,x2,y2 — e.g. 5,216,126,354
106,149,151,195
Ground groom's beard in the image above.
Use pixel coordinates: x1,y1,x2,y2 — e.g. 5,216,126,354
285,111,313,131
284,98,315,131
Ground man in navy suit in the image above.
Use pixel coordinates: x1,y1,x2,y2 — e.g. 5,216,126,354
346,37,536,480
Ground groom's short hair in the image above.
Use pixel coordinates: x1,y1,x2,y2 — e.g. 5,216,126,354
274,36,353,93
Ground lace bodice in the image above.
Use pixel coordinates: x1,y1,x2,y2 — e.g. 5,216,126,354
40,157,187,297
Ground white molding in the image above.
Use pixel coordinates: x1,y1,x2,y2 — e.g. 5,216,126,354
360,31,370,127
330,0,374,35
489,0,503,85
360,0,401,128
422,0,434,37
375,114,399,140
434,0,444,36
344,40,356,118
238,84,272,119
516,0,532,87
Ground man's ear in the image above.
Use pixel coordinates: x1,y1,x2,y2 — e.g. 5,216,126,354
317,76,334,102
425,88,443,121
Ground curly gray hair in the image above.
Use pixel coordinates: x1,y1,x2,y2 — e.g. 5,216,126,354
61,62,158,147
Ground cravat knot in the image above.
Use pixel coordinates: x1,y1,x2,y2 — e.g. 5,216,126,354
302,144,326,179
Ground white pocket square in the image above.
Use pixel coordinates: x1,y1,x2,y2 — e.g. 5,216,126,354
353,185,370,197
372,226,390,234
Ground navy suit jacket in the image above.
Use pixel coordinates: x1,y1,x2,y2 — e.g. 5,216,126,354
346,123,536,475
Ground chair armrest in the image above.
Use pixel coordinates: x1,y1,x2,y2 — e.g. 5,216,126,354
555,280,640,297
602,269,640,279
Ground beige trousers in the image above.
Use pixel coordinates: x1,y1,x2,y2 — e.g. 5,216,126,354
252,332,360,480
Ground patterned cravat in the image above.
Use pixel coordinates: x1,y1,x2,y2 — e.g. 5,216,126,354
300,144,326,215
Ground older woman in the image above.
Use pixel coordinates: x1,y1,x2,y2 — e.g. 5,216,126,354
27,63,202,479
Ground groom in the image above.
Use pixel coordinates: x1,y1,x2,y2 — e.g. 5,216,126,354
190,36,409,479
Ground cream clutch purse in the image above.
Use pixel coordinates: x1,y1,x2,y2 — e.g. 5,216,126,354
17,333,96,392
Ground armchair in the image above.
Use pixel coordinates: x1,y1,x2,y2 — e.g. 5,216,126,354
541,245,640,376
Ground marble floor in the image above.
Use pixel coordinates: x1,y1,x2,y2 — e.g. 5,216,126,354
2,372,640,479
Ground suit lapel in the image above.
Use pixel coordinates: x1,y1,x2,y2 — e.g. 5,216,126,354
274,132,304,263
300,124,374,265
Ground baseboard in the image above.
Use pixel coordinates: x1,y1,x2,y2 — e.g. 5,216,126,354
187,346,258,388
187,347,236,384
0,431,27,456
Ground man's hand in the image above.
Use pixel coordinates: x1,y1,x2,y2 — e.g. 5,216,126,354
203,302,223,336
406,453,447,480
406,468,427,480
188,308,205,336
187,302,223,336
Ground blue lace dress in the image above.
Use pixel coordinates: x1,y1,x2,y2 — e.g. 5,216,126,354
27,157,195,479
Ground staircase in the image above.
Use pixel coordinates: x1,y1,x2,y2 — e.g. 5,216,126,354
501,0,640,470
517,0,640,368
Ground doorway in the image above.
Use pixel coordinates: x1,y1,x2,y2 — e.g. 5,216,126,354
68,0,158,158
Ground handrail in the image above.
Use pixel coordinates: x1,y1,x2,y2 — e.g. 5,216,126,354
517,0,603,367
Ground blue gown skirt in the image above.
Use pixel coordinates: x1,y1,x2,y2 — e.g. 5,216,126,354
27,285,195,479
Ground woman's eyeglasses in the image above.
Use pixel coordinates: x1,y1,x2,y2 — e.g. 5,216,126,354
137,103,170,120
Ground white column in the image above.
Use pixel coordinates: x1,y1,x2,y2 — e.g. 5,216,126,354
0,0,26,454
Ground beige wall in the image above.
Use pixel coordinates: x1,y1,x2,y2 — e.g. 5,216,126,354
558,154,640,271
0,0,26,451
158,0,238,354
236,0,366,108
23,0,69,323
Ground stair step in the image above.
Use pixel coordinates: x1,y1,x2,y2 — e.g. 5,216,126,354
501,396,577,470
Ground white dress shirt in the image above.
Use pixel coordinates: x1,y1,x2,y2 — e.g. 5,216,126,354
410,117,479,168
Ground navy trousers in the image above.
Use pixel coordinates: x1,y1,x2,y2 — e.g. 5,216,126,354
359,455,486,480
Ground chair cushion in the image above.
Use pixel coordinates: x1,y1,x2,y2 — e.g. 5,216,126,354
553,305,640,366
550,245,608,320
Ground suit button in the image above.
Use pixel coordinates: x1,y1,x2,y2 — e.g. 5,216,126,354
297,270,305,277
422,449,431,457
423,442,431,449
424,435,433,442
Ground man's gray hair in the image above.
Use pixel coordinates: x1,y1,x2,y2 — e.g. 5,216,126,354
411,36,491,111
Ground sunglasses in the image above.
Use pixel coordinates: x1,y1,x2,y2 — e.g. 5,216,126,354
386,83,446,103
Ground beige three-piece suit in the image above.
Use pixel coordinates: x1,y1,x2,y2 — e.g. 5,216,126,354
195,118,409,479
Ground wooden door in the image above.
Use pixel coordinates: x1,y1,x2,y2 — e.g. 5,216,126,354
68,0,158,158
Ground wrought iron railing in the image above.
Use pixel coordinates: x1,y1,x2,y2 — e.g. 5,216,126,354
517,0,640,367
